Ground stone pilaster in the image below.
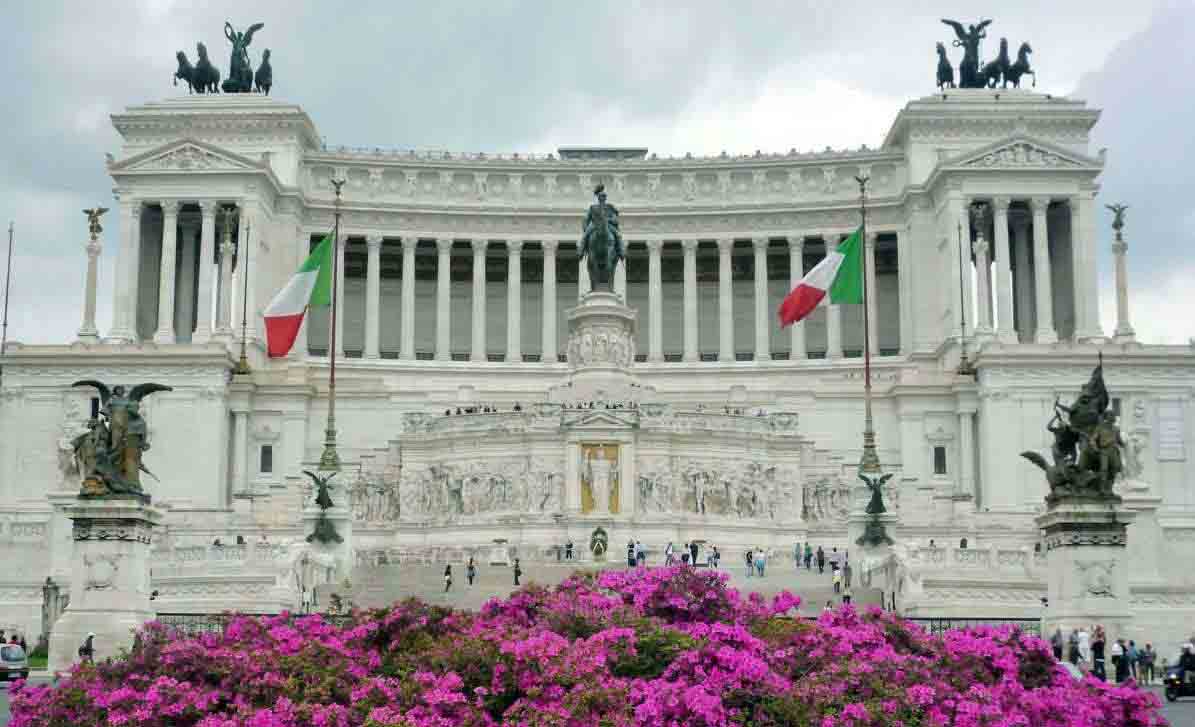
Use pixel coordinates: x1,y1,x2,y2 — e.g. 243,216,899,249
992,197,1017,344
107,200,143,343
541,240,558,362
193,202,217,343
825,233,843,359
1030,197,1058,343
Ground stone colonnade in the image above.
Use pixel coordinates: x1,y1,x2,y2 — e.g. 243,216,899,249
960,194,1101,345
302,231,903,362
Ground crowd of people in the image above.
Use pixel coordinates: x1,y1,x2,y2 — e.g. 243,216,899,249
1048,625,1195,686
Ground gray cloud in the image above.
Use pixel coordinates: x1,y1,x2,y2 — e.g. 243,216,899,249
0,0,1186,344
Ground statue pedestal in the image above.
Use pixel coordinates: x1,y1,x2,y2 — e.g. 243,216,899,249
301,505,353,580
489,539,511,567
555,291,642,403
848,510,898,551
1036,499,1135,646
48,498,162,673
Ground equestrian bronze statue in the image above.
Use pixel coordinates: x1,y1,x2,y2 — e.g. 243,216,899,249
579,184,625,293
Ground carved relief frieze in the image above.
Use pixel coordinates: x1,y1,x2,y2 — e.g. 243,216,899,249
400,455,565,523
637,456,797,521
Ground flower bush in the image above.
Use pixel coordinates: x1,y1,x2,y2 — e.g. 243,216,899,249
12,566,1163,727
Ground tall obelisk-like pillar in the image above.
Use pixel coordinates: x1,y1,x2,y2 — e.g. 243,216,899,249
78,214,104,343
1109,206,1136,344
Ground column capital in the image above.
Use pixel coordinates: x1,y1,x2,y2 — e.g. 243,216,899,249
865,230,878,247
1028,196,1052,213
197,200,219,218
1111,240,1128,256
787,235,805,251
507,239,524,254
471,238,489,253
646,239,664,254
992,195,1011,212
86,240,103,257
716,237,735,253
365,234,383,251
541,239,559,254
161,200,183,217
401,236,419,252
751,237,769,252
972,238,990,256
436,237,454,253
681,238,699,252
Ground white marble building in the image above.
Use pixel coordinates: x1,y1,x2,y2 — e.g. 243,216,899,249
2,89,1195,652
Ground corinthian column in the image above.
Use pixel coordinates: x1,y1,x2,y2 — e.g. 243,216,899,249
471,238,488,361
682,238,699,362
78,222,103,343
435,238,452,360
193,201,216,343
992,197,1017,344
152,201,180,343
864,231,879,355
825,233,843,359
1029,197,1058,343
108,200,143,343
647,239,664,362
364,234,382,359
971,209,994,341
541,240,558,362
752,237,770,362
717,238,734,362
507,240,523,362
400,237,417,360
788,236,805,359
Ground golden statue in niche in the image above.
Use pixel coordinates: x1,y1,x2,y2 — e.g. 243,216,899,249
581,443,620,515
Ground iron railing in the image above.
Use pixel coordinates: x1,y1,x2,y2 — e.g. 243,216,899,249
154,613,354,637
908,617,1042,638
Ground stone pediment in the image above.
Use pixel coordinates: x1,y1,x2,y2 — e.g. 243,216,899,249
562,409,637,431
110,139,264,174
945,135,1103,171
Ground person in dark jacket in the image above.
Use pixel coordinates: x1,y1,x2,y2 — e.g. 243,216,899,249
444,565,453,592
689,542,699,564
1091,627,1107,681
466,558,476,586
78,632,96,663
513,558,522,586
816,546,826,574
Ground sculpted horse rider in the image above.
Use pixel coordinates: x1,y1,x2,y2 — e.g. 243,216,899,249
580,184,625,292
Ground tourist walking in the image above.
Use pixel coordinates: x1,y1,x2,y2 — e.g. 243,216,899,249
842,585,852,605
1110,638,1125,682
565,540,574,560
1092,626,1107,681
635,540,646,566
513,558,522,586
816,546,825,574
804,543,813,570
1068,629,1080,664
754,548,766,577
745,548,754,576
690,542,699,564
665,541,675,565
1126,640,1139,681
627,541,636,567
466,558,476,586
78,632,95,663
794,542,801,569
832,568,842,594
709,545,720,569
444,565,453,593
843,560,853,589
1078,626,1092,669
1051,628,1064,660
1141,643,1157,684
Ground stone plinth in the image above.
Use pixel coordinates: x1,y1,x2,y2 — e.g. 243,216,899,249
1036,499,1135,645
557,291,641,402
48,498,162,673
301,504,353,581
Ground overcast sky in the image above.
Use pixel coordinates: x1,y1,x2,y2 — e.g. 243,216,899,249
1,1,1192,346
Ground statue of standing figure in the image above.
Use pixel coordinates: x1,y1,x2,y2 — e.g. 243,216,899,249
70,381,172,498
579,184,625,293
586,448,613,514
221,21,264,93
941,18,992,88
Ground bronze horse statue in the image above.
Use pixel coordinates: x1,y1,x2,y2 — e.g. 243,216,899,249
254,49,273,95
580,184,623,292
979,37,1011,88
1004,42,1036,88
936,42,955,90
174,44,220,94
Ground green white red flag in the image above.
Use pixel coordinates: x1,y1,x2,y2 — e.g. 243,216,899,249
263,235,333,357
777,227,863,327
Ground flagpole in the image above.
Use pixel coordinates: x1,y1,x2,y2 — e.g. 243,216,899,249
234,219,252,376
956,218,975,376
1,221,13,360
855,175,880,475
319,179,345,472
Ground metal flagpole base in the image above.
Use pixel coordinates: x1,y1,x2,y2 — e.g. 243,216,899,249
233,354,252,376
318,426,340,472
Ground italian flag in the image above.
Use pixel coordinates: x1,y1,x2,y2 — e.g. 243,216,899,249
263,235,334,357
777,227,863,327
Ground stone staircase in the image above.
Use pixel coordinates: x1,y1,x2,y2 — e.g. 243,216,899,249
322,561,880,617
